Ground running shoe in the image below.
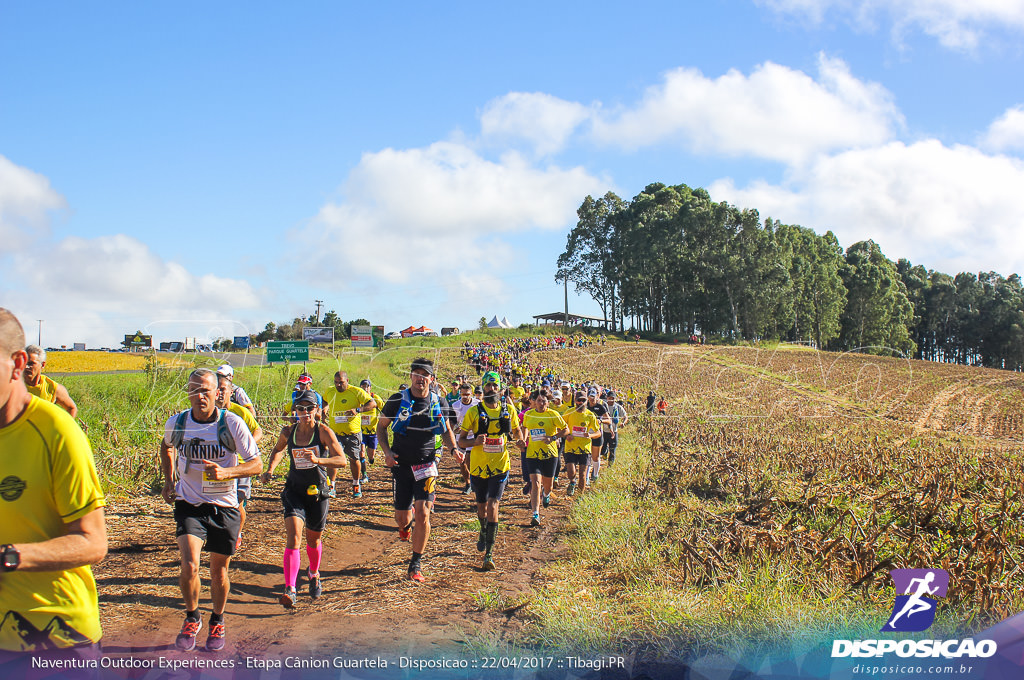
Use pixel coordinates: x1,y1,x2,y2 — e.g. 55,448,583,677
360,474,370,485
308,571,322,600
530,513,540,527
205,621,226,652
542,493,551,508
462,483,472,495
279,586,297,609
566,481,577,497
175,616,202,652
352,484,362,499
477,529,486,552
522,482,531,496
608,455,615,467
482,555,495,571
398,526,411,541
408,567,426,583
326,487,337,499
552,477,560,489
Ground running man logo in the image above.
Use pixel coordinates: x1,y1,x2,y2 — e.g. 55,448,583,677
881,568,949,632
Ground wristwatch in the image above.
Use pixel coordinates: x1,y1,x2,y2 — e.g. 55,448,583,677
1,544,20,572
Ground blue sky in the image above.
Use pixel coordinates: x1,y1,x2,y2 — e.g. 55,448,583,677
2,1,1023,347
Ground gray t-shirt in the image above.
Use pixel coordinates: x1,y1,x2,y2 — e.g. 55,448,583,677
163,410,259,507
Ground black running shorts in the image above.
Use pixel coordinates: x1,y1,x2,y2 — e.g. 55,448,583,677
174,501,241,556
391,465,437,511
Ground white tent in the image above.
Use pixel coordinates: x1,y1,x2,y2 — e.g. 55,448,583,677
500,316,513,328
487,316,503,328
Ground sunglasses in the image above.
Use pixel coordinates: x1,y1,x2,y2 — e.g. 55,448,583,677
295,405,317,413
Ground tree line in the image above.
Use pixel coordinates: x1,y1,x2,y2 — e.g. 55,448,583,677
556,183,1024,370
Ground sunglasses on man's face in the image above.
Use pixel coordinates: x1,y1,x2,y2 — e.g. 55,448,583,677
295,405,317,413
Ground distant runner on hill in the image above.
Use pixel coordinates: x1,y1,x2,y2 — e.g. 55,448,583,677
23,345,78,417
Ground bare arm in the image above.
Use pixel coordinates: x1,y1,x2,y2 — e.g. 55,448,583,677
11,507,107,572
313,425,348,467
376,417,395,466
159,439,176,504
261,428,291,483
54,383,78,418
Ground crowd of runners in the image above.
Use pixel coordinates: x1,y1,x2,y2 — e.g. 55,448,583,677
1,312,655,666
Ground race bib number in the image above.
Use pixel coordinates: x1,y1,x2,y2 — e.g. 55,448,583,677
361,414,372,427
334,414,350,424
292,446,317,470
201,470,234,495
411,462,438,481
530,428,547,442
482,436,502,453
572,426,586,438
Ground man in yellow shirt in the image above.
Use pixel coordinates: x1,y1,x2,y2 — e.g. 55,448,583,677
0,309,107,672
458,371,524,571
322,371,376,498
23,345,78,417
561,390,602,496
521,390,568,526
358,379,385,469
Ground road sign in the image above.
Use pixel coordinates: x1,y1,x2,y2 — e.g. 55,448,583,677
351,325,373,349
266,340,309,363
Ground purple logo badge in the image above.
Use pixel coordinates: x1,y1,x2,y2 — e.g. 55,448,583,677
881,568,949,632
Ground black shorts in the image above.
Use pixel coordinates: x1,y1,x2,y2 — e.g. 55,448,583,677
524,456,558,478
362,433,378,449
282,484,330,532
391,465,437,511
471,471,509,503
174,501,241,556
591,433,604,450
563,450,590,466
339,433,362,460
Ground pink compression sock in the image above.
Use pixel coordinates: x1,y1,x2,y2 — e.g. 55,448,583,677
283,548,301,588
306,542,323,575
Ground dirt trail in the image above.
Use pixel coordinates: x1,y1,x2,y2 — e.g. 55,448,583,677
95,456,572,662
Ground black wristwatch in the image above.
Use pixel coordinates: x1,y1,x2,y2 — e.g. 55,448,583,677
1,544,20,572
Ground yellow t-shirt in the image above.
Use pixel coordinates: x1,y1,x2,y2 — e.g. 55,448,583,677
361,392,386,435
25,375,58,403
460,402,521,478
0,397,106,651
562,408,600,455
227,402,259,436
508,386,525,403
521,408,566,460
323,385,373,436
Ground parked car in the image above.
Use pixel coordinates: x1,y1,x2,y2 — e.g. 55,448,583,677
384,331,402,340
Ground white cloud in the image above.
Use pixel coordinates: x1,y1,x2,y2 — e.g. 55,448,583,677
0,155,66,252
591,54,901,164
981,105,1024,152
709,139,1024,275
299,141,604,285
759,0,1024,50
14,234,262,313
479,92,593,156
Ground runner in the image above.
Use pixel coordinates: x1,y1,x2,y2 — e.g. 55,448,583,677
601,391,628,467
359,379,385,468
457,371,524,570
520,389,568,525
216,364,256,417
561,389,602,495
586,388,612,483
322,371,375,498
158,368,262,652
0,310,107,675
261,391,346,607
23,345,78,417
376,358,459,582
215,373,263,551
449,383,479,494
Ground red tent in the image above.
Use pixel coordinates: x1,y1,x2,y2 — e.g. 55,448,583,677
400,326,418,338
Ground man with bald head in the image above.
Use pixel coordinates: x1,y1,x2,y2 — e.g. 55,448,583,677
0,309,107,672
322,370,376,498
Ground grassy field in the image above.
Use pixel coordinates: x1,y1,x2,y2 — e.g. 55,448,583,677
50,332,1024,662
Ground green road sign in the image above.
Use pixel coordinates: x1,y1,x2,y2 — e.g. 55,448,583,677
266,340,309,363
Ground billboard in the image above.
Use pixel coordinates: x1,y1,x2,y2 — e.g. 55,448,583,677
73,342,86,351
303,327,334,343
123,332,152,348
372,325,384,348
351,324,373,349
233,336,250,350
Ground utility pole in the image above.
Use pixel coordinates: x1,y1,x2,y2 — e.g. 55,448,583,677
314,299,323,324
37,320,43,346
